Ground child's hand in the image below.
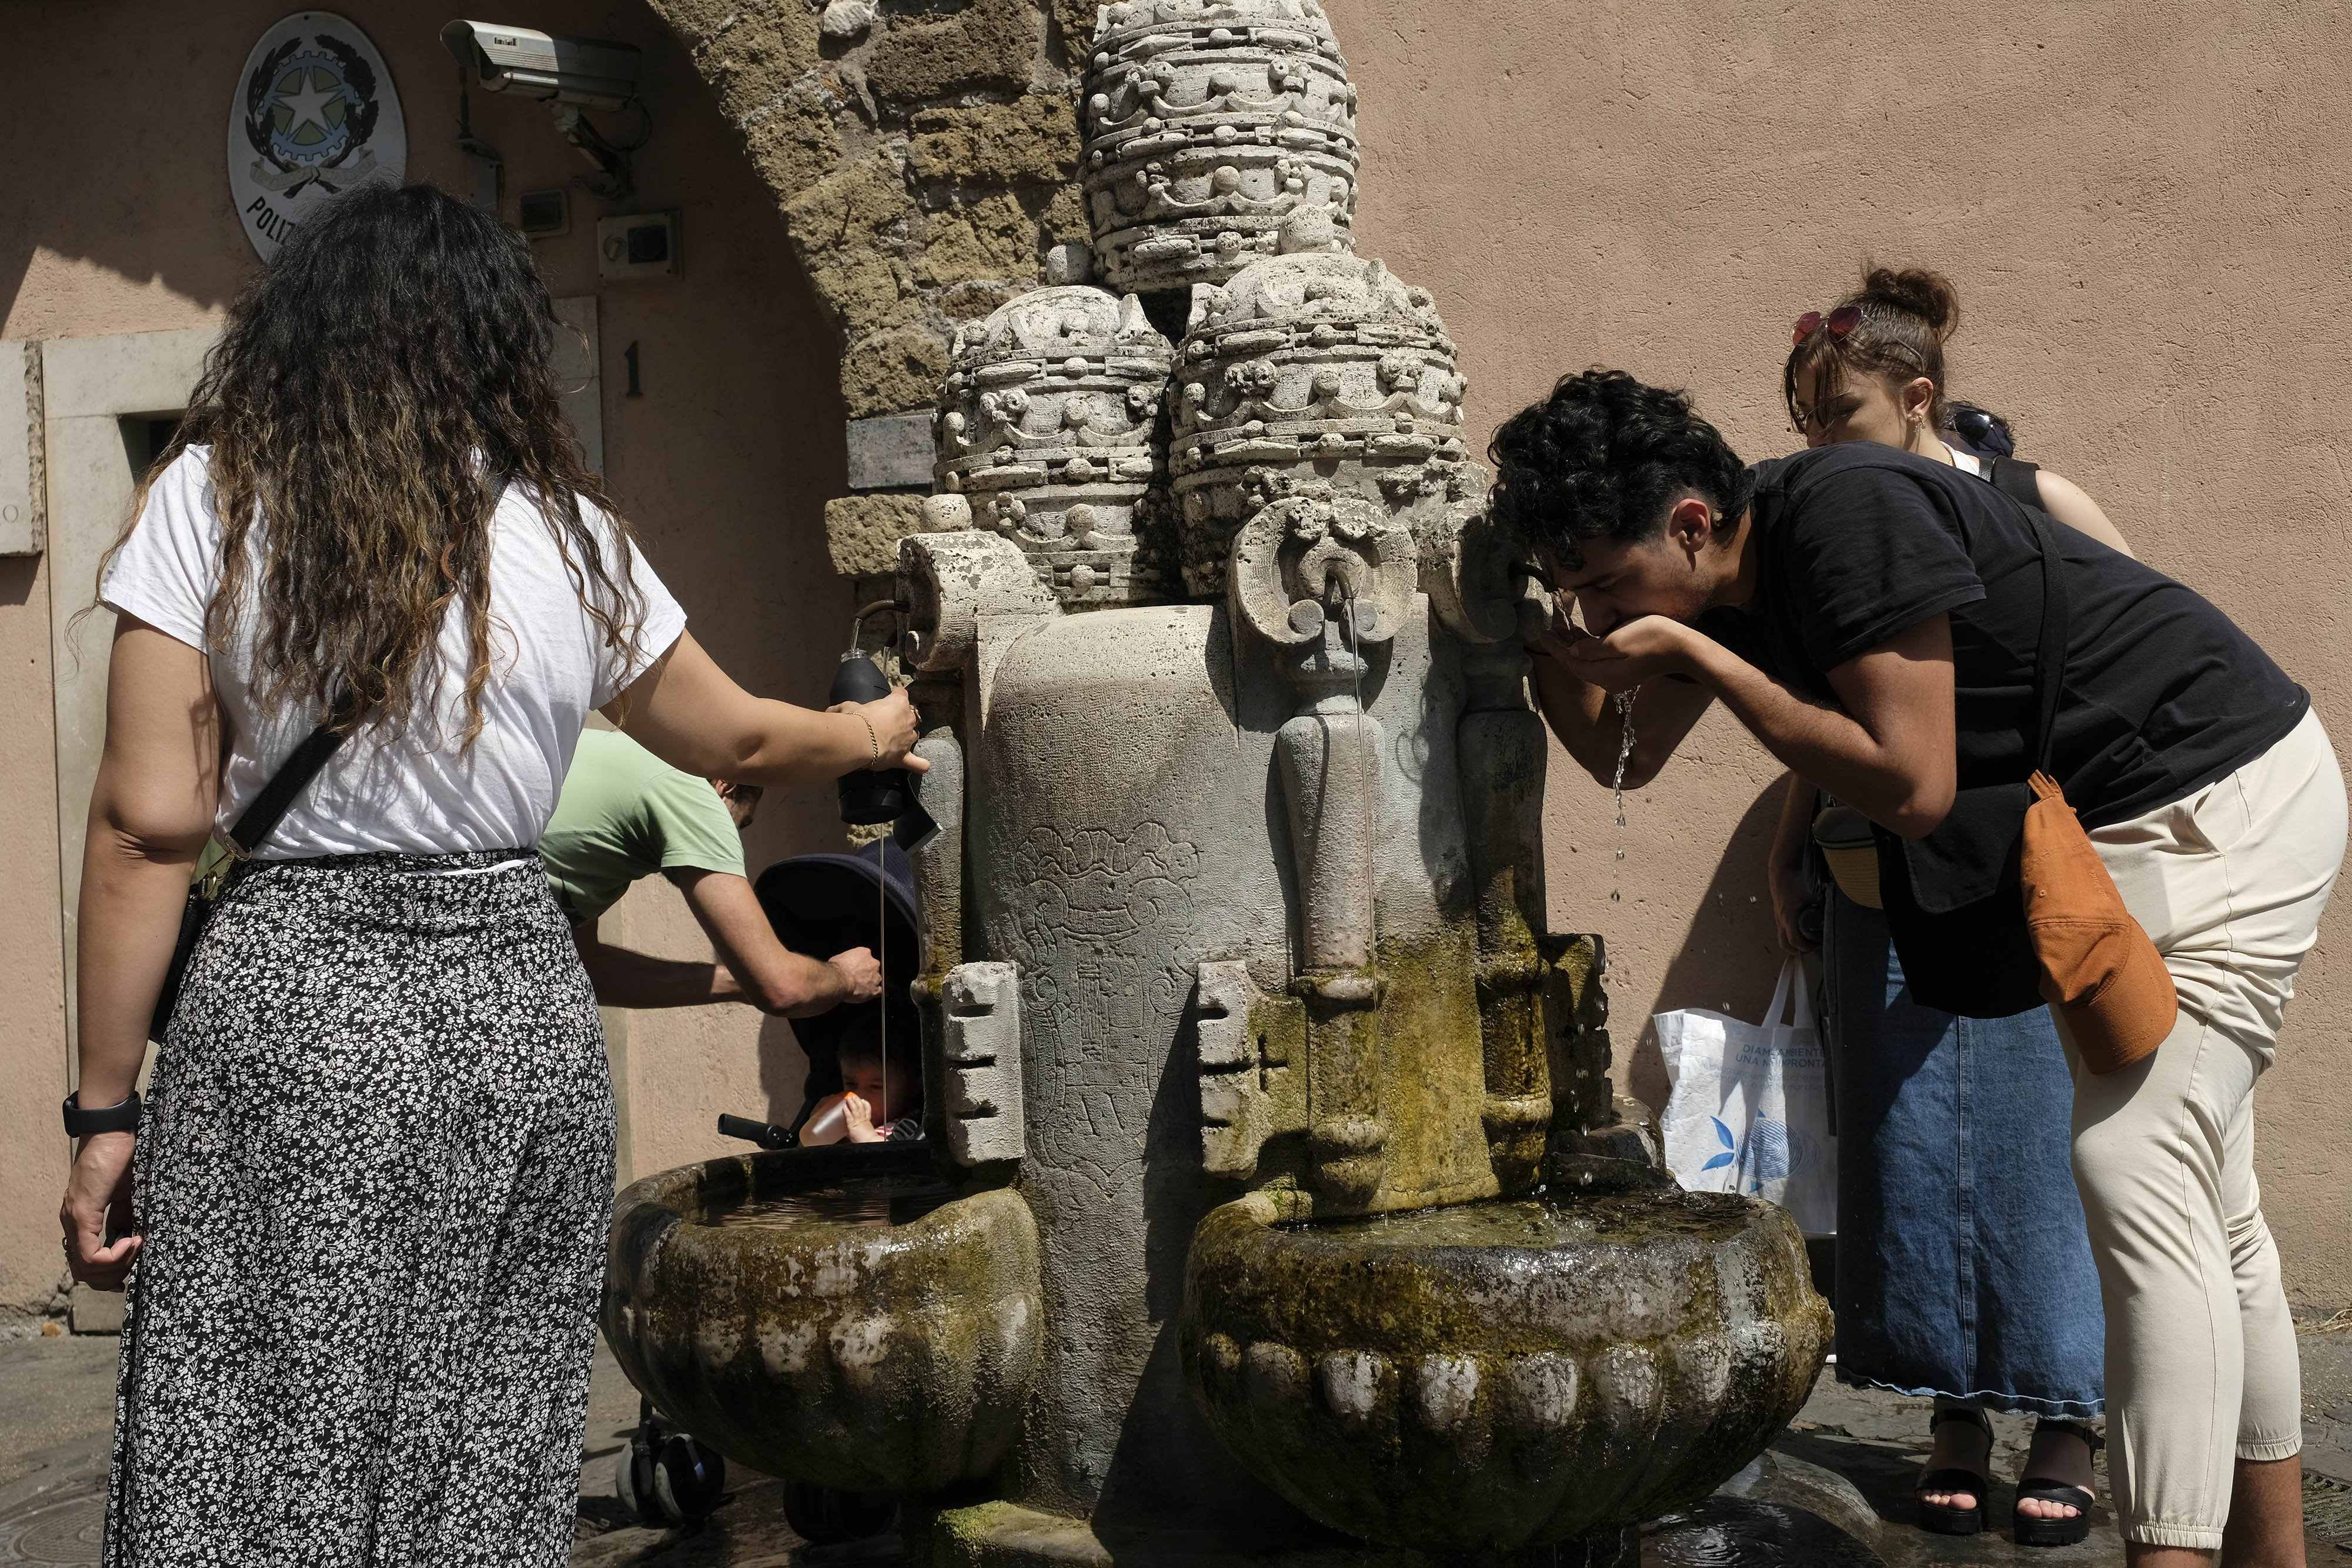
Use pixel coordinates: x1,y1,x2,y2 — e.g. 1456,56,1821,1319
843,1092,884,1143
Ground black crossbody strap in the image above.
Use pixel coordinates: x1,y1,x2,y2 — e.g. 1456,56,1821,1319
224,717,348,854
1991,456,2044,513
2027,509,2070,773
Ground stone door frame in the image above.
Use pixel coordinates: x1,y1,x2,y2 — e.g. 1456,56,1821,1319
41,325,221,1062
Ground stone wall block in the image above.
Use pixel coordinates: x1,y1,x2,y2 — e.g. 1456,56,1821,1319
739,76,847,198
652,1,823,104
913,192,1043,290
785,149,919,246
864,0,1047,105
813,253,923,344
825,492,930,577
908,99,1081,189
841,326,953,421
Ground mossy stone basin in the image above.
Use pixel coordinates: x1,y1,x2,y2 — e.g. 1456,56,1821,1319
602,1149,1044,1495
1182,1188,1831,1556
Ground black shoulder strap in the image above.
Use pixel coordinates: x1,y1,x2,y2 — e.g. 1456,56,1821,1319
1990,456,2044,513
224,716,348,854
2026,509,2070,771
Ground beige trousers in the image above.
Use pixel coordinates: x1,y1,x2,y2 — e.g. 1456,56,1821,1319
2057,708,2345,1551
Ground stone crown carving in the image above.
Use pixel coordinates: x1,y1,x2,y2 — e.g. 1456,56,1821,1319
1168,236,1472,595
935,285,1177,610
1084,0,1361,295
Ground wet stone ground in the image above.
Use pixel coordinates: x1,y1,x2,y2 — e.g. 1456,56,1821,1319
2,1328,2348,1565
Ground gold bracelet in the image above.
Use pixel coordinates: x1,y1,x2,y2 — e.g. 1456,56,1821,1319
856,711,879,765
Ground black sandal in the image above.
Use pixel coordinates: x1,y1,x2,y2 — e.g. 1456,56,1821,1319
1916,1405,1993,1536
2013,1419,2103,1547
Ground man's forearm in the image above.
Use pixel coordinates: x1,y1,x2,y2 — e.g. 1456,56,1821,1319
1687,640,1946,838
743,951,851,1019
676,870,857,1018
1770,771,1819,872
574,935,749,1009
1528,651,1622,783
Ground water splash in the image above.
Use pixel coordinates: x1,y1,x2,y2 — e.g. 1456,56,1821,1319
1608,690,1636,903
1645,1497,1886,1567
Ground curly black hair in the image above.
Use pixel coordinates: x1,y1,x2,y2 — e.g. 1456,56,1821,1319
1488,369,1750,570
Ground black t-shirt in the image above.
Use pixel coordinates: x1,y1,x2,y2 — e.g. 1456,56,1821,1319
1697,443,2308,828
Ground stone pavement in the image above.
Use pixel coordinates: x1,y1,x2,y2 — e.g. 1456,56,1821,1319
2,1325,2348,1565
1748,1330,2352,1566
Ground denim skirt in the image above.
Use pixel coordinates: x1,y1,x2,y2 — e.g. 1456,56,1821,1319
1821,891,2104,1417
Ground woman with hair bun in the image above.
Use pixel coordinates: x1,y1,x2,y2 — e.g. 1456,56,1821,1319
1783,267,2129,553
1769,268,2123,1546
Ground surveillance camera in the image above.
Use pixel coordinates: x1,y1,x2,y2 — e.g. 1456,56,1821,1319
440,21,640,111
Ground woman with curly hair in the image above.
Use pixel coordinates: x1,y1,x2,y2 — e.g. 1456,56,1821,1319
57,182,923,1567
1496,366,2336,1568
1770,267,2126,1546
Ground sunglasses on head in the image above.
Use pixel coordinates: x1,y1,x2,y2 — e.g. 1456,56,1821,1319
1791,305,1862,345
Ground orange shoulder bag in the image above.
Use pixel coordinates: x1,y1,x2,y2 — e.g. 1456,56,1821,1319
2020,769,2177,1073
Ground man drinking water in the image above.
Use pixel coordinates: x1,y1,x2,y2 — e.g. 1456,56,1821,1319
1492,368,2340,1567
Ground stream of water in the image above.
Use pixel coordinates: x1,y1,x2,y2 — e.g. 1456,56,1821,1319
1608,689,1636,903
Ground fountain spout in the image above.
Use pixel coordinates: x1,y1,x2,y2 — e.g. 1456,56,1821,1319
603,6,1832,1563
1232,492,1415,1206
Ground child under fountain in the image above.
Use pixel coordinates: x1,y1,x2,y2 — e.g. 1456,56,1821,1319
753,839,924,1148
799,1032,923,1145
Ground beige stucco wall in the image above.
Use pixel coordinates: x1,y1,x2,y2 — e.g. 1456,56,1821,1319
1325,0,2352,1305
0,0,848,1319
3,0,2346,1322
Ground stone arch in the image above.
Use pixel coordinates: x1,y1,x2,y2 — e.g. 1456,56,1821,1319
643,0,1088,579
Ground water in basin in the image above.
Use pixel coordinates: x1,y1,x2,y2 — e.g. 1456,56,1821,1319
1273,1190,1759,1250
700,1172,959,1235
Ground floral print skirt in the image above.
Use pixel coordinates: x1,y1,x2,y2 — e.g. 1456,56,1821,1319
106,852,614,1568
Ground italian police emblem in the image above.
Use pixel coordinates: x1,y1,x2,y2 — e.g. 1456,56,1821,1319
228,14,407,260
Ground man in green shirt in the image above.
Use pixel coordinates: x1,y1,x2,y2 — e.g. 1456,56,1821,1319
543,728,879,1014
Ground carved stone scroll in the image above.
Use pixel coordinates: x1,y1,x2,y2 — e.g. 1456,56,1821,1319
942,961,1026,1166
898,529,1061,680
1195,959,1307,1180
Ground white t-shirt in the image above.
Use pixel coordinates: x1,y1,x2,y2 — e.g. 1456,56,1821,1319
101,445,687,859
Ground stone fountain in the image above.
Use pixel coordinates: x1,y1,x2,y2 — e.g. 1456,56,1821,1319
600,4,1832,1564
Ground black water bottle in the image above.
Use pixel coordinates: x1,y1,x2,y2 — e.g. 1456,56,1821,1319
833,651,913,825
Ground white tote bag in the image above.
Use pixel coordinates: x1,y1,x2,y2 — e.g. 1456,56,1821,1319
1655,958,1836,1238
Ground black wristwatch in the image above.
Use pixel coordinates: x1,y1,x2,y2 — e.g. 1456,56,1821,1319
62,1090,142,1138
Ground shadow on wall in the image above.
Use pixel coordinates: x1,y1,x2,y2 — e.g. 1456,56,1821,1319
1619,780,1790,1115
0,559,35,612
757,1012,813,1131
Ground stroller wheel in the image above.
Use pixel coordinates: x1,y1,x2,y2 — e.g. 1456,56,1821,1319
651,1432,727,1524
614,1443,660,1527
